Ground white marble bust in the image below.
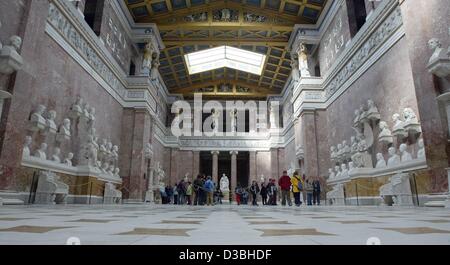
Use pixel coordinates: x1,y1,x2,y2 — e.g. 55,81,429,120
328,168,335,179
30,105,47,130
23,136,32,157
417,139,426,160
34,143,47,160
387,147,400,166
0,35,23,74
59,118,71,137
101,162,109,173
71,96,84,115
107,165,115,176
334,165,342,179
366,99,380,120
51,147,61,163
375,153,387,168
350,136,358,155
342,140,351,158
46,110,57,134
392,113,407,137
114,168,120,178
260,174,265,184
220,174,230,192
348,161,355,172
378,121,393,143
330,146,337,161
402,108,421,133
64,152,74,167
399,143,413,162
428,38,447,64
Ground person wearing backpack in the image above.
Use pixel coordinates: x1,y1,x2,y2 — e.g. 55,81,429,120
291,171,303,207
305,178,314,206
260,183,268,205
204,176,215,206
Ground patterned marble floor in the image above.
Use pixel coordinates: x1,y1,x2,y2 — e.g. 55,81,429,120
0,204,450,245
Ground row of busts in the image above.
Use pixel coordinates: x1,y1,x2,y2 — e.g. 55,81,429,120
379,108,421,144
375,140,425,168
0,21,23,74
330,140,351,163
30,104,71,141
353,99,380,127
70,96,96,124
82,133,121,179
23,136,73,166
328,139,426,180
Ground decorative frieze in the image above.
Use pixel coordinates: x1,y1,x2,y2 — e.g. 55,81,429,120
47,2,126,99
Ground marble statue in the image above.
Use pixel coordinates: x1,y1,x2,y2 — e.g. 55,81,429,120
297,43,311,77
81,135,98,167
64,152,73,167
330,146,337,163
30,105,47,131
70,96,83,118
402,108,421,133
379,173,414,206
328,168,335,179
290,58,300,82
150,59,160,81
0,34,23,74
399,143,413,162
144,143,153,159
375,153,387,168
23,136,32,157
366,99,380,121
427,36,450,77
211,109,220,134
51,147,61,163
378,121,393,144
417,138,426,160
392,113,407,137
220,174,230,192
34,143,48,160
270,102,278,129
45,110,57,134
260,174,265,184
387,147,400,166
340,164,349,179
230,109,237,133
142,42,154,72
104,182,122,204
334,165,342,179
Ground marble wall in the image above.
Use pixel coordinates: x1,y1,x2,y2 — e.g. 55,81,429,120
0,0,123,191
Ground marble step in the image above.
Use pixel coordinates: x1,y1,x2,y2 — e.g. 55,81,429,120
0,198,25,205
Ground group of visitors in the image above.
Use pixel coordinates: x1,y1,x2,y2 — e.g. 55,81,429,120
160,174,224,206
159,171,322,207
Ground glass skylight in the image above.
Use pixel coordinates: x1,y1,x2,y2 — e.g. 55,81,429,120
184,46,266,75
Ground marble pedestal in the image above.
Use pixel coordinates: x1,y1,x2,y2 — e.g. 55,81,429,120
144,189,154,203
222,191,230,203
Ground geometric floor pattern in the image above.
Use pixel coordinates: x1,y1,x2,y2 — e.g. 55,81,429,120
0,205,450,245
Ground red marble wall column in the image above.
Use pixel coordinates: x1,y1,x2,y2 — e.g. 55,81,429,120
399,0,450,192
120,109,152,202
301,111,319,178
230,151,238,195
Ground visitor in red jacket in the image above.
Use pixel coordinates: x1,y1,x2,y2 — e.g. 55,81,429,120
278,170,292,206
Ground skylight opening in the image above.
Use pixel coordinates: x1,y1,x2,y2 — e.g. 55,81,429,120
184,46,266,75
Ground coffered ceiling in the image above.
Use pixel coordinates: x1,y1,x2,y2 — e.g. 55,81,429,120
124,0,328,99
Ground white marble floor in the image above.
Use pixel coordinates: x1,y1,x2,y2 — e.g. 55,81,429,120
0,204,450,245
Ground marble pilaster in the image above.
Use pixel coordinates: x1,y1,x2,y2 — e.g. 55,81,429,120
211,150,219,183
230,151,238,198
